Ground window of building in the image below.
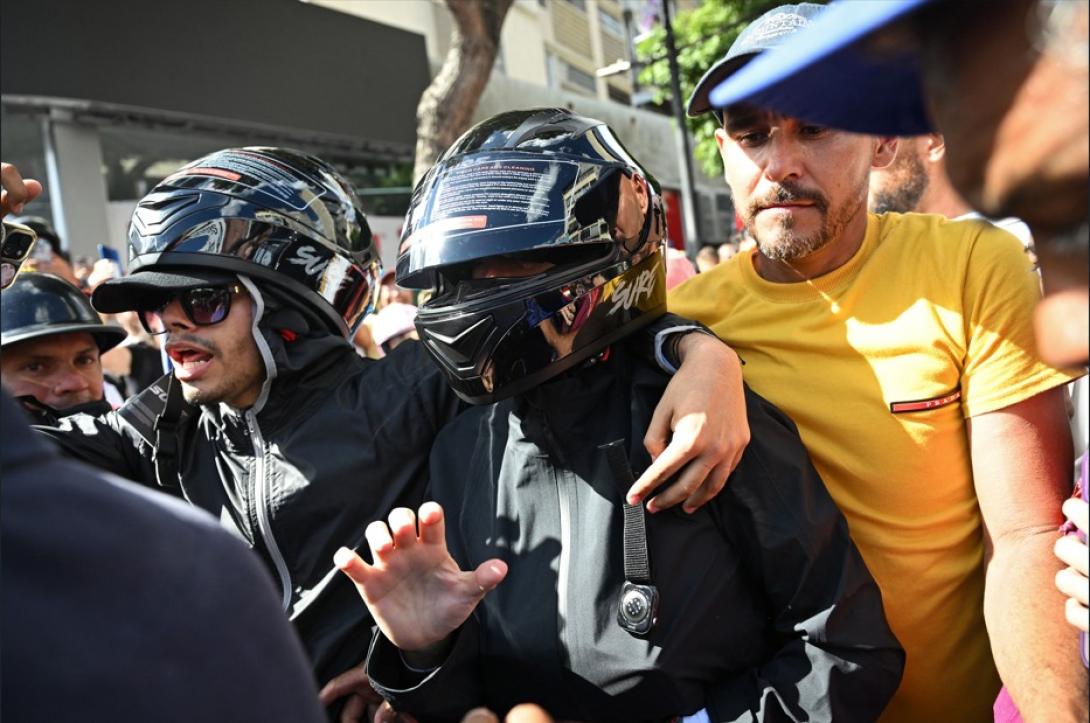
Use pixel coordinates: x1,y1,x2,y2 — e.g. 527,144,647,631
607,85,631,105
598,8,625,37
563,0,587,12
546,52,560,89
566,63,598,94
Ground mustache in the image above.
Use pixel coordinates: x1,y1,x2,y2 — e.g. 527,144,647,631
748,183,829,216
165,332,221,356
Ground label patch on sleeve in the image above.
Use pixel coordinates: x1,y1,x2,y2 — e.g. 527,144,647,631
890,389,962,414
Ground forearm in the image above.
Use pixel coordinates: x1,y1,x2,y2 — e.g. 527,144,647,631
986,532,1089,721
968,388,1085,720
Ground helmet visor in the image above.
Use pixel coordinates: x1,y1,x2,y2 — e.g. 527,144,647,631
396,154,631,289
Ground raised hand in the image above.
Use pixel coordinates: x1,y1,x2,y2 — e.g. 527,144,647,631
1,162,43,218
335,502,507,658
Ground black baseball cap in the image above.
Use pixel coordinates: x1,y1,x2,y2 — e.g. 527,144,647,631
92,268,239,314
687,2,827,118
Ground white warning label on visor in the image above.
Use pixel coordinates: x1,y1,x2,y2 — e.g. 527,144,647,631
430,159,575,228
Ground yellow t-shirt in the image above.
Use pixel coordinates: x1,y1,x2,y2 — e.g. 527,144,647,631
669,213,1080,723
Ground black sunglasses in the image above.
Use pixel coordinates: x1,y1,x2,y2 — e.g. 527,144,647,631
139,285,244,335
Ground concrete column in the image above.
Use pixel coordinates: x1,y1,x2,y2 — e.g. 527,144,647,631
42,111,111,261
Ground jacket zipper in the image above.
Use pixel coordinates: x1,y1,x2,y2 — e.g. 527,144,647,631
246,410,293,611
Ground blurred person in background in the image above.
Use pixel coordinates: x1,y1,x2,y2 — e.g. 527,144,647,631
717,241,739,263
869,133,1034,249
369,301,418,356
694,244,719,273
1,272,126,416
378,268,414,309
11,215,81,286
100,310,166,399
3,148,757,720
665,245,696,289
675,3,1084,720
706,0,1089,718
352,316,382,359
76,256,168,400
72,254,95,289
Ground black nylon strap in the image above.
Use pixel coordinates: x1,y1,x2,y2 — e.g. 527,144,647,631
602,439,652,584
152,374,184,492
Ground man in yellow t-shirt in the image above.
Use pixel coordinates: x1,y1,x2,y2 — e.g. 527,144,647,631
675,6,1083,720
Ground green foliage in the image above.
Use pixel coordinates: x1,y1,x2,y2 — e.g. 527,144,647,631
636,0,794,179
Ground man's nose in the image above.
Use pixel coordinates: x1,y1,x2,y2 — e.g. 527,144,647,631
158,297,194,330
52,368,90,396
762,136,806,184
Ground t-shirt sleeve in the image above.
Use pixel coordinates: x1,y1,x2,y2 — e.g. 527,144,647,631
959,224,1082,417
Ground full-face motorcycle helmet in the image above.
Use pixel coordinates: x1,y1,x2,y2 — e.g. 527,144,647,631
92,147,380,337
398,108,668,404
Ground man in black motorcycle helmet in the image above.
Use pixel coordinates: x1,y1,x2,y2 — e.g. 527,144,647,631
337,108,904,722
27,147,462,718
16,145,754,718
396,106,672,403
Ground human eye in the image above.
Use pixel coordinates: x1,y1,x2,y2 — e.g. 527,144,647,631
22,360,49,375
800,124,828,139
75,353,99,368
734,129,769,147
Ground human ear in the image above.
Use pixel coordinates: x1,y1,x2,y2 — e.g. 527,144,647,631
872,136,899,170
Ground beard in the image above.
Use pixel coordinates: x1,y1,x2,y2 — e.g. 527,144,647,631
871,147,929,214
744,180,862,263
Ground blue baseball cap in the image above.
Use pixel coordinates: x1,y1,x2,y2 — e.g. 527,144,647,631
687,3,827,118
707,0,936,135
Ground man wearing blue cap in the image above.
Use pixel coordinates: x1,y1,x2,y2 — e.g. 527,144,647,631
708,0,1090,720
670,3,1084,721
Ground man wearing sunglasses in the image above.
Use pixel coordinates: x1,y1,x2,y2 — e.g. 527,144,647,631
5,148,754,717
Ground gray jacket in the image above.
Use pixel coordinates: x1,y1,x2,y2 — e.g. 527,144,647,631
368,345,905,722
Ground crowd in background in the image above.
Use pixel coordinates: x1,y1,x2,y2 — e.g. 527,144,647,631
2,1,1090,723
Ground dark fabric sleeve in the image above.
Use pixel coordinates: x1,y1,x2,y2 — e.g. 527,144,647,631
366,617,483,722
374,339,465,434
33,410,157,485
628,312,716,370
706,388,905,723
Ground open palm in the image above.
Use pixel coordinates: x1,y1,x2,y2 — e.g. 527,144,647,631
335,502,507,654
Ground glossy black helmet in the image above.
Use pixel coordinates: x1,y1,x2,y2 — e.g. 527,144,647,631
398,108,667,404
92,147,380,337
1,272,126,351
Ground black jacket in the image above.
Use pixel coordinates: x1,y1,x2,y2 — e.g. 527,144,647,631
37,325,460,690
368,345,904,722
2,392,326,723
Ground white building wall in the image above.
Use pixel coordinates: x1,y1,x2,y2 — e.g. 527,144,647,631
501,2,549,86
